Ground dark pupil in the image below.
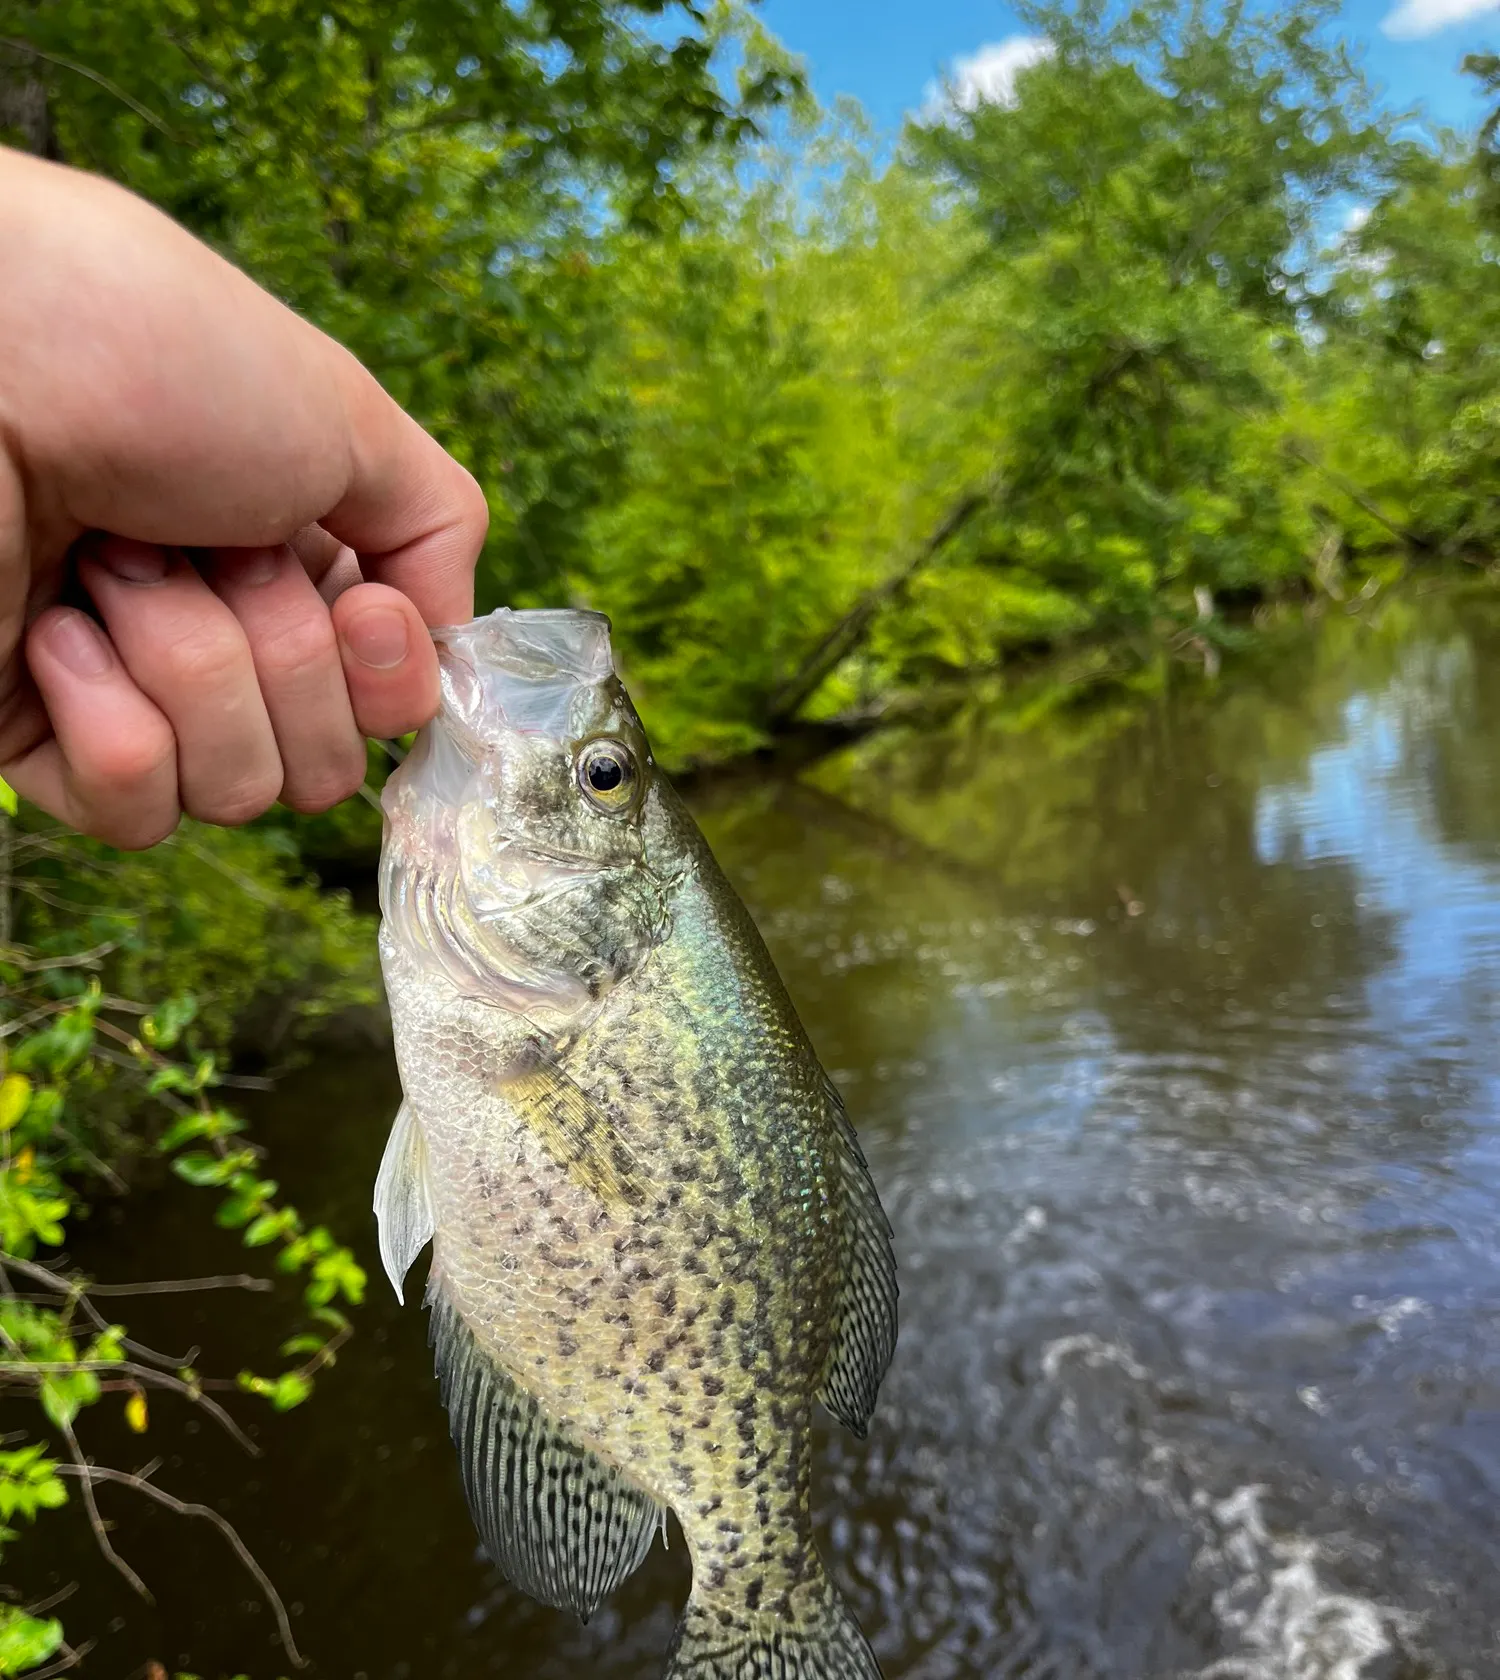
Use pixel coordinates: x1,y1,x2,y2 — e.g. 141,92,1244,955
587,755,624,793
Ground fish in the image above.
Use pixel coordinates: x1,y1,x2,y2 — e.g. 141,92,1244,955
373,607,897,1680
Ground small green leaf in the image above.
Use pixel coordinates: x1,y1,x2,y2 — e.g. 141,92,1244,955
0,1075,30,1133
244,1212,286,1247
0,1604,63,1672
278,1334,325,1358
39,1369,99,1430
171,1151,234,1187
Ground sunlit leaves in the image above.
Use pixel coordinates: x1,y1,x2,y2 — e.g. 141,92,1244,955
0,1603,64,1675
0,1077,30,1134
0,1447,68,1534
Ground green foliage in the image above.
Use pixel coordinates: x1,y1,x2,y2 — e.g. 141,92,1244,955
5,0,1495,770
904,0,1392,638
0,1448,68,1545
16,820,378,1057
0,818,376,1669
0,1605,62,1677
553,0,1464,761
1315,139,1500,561
0,0,796,600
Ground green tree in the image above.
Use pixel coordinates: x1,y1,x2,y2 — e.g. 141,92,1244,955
1316,136,1500,561
905,0,1397,646
0,0,796,595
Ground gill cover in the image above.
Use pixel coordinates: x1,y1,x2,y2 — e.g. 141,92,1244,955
377,608,664,1019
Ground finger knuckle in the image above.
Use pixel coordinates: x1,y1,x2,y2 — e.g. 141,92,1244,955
457,467,491,541
281,748,367,815
161,626,248,691
185,767,284,827
353,697,432,741
256,614,339,684
93,730,176,796
98,808,180,852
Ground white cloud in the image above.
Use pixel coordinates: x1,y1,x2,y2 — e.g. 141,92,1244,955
920,36,1056,122
1380,0,1500,39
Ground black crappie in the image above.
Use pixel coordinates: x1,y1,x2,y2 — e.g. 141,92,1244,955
375,608,897,1679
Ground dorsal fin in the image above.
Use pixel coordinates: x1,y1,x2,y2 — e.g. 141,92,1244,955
428,1285,661,1620
816,1077,898,1437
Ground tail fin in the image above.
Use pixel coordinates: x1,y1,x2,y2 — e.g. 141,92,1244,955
665,1572,881,1680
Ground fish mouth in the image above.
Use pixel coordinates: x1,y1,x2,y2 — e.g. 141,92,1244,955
432,608,616,739
430,607,613,676
491,832,625,874
472,832,654,925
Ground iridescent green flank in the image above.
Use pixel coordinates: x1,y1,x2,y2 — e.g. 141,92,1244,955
376,608,897,1680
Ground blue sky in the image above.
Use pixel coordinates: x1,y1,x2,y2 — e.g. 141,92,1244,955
755,0,1498,136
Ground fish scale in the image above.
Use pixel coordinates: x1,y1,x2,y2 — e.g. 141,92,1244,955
374,607,896,1679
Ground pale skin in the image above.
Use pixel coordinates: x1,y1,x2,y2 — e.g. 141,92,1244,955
0,148,489,849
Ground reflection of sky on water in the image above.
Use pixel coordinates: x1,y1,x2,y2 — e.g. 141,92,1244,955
1253,650,1500,1257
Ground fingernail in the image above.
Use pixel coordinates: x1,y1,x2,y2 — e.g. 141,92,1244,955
342,607,409,670
96,537,168,584
44,610,114,679
218,547,282,588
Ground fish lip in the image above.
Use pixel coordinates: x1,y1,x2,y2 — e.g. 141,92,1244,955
430,607,612,644
430,612,616,743
493,833,609,872
430,608,615,695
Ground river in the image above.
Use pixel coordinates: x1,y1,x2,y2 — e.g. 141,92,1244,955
31,584,1500,1678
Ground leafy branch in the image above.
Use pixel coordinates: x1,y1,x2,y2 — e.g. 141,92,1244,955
0,809,378,1671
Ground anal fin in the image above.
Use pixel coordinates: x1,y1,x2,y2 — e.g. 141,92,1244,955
429,1285,661,1619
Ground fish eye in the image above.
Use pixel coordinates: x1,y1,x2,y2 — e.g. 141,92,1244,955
577,739,639,813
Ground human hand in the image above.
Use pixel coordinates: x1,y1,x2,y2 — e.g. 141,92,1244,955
0,149,488,848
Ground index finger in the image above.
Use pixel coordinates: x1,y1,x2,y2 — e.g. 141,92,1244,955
319,349,488,627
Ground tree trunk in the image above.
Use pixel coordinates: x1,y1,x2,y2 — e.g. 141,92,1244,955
0,40,59,158
767,487,992,728
1284,439,1432,552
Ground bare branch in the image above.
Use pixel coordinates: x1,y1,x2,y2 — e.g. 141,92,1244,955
293,1323,351,1383
1,1254,271,1300
0,940,118,974
58,1419,153,1603
24,1637,94,1679
174,838,279,906
56,1464,305,1669
23,1582,78,1616
0,39,175,136
212,1070,277,1092
768,486,993,727
0,1258,181,1364
0,1359,260,1457
51,1131,128,1194
0,999,75,1040
84,1273,273,1298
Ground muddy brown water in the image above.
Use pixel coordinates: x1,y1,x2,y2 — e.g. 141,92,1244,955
22,587,1500,1679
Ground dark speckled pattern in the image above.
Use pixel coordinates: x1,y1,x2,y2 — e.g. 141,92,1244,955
378,611,896,1678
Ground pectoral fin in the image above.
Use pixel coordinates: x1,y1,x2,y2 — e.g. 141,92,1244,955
373,1101,435,1304
429,1285,661,1619
497,1047,646,1208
